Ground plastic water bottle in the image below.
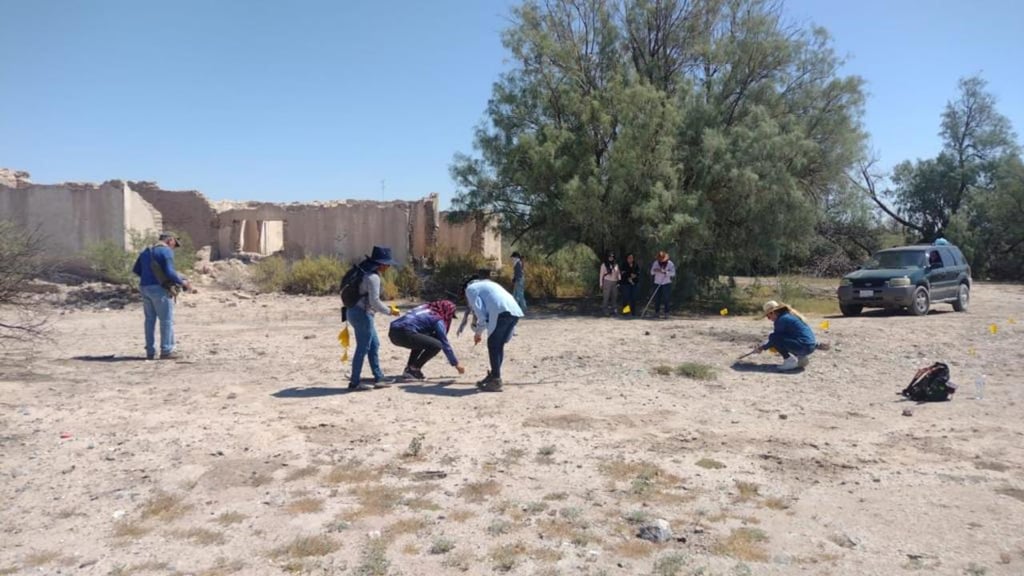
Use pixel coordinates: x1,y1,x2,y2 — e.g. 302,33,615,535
974,374,986,400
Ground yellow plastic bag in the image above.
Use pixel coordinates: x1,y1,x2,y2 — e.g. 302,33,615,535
622,305,631,315
338,325,350,362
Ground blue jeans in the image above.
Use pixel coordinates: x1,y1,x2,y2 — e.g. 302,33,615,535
348,306,384,386
487,313,519,379
513,279,527,313
767,335,816,359
141,284,174,356
654,283,672,314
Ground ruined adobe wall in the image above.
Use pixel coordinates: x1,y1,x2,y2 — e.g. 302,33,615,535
216,200,427,265
0,180,158,256
437,212,503,267
130,182,220,256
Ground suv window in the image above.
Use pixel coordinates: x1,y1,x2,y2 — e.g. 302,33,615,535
937,248,957,267
867,250,927,269
949,247,966,266
927,250,944,268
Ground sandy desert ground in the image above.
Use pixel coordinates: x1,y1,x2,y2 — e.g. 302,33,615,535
1,281,1023,576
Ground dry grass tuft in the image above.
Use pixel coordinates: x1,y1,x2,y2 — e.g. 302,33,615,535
601,459,684,501
284,466,320,482
712,527,770,562
543,492,568,501
652,365,673,376
695,457,726,469
429,537,456,555
112,519,152,539
674,362,717,380
651,553,689,576
285,497,324,515
459,479,502,503
170,527,226,546
23,550,60,567
195,558,246,576
141,491,192,521
733,481,760,503
761,496,791,510
214,511,247,526
347,485,407,519
353,538,390,576
441,550,474,572
490,542,528,573
529,546,563,563
271,535,339,559
325,460,384,485
448,509,476,523
614,539,656,558
386,516,429,537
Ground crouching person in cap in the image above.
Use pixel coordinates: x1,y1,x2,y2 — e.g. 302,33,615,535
461,275,523,392
389,300,465,380
752,300,817,371
132,232,192,360
347,246,401,391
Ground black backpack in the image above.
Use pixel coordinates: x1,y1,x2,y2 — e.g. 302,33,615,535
901,362,956,402
339,264,368,308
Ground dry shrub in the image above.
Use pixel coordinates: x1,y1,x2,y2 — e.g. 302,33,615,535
214,511,246,526
733,481,760,503
695,457,726,470
285,497,324,515
325,460,383,485
490,542,528,573
614,539,656,558
23,550,60,567
252,255,288,292
448,509,476,523
347,485,407,519
170,527,226,546
141,491,191,521
112,519,152,539
284,466,319,482
458,479,502,503
353,538,390,576
712,527,770,562
271,535,339,559
284,256,345,296
386,516,429,537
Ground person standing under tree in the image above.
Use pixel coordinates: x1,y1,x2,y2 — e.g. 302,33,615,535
511,251,527,313
649,251,676,319
132,232,192,360
599,251,620,315
619,253,640,317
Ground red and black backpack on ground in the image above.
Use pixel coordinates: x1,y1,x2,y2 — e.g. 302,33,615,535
901,362,956,402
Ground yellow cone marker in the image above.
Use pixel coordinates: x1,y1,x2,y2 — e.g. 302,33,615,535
719,308,729,316
622,305,631,315
819,320,830,331
390,305,400,315
989,324,998,335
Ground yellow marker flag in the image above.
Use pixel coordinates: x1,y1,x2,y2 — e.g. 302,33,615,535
390,305,400,315
622,305,631,315
719,308,729,316
819,320,830,331
989,324,998,334
338,326,351,363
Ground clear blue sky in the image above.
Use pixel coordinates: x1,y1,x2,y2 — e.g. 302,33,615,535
1,0,1021,208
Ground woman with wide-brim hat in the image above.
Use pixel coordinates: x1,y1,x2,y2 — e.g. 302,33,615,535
348,246,401,391
751,300,817,371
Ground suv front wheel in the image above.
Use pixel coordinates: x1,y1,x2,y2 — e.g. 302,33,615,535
952,283,970,312
839,303,862,317
910,286,930,316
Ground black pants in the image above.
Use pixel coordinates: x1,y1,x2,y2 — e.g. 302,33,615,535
389,328,442,369
488,312,519,379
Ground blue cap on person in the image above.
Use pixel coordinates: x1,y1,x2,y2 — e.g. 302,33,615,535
370,246,399,266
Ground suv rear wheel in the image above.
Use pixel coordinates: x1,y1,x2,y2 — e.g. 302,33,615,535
910,286,930,316
952,283,970,312
840,303,862,317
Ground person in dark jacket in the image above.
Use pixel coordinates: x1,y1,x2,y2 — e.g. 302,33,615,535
752,300,817,371
389,300,465,379
511,251,527,312
132,232,192,360
618,253,640,316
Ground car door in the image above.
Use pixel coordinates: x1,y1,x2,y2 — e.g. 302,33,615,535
931,249,957,300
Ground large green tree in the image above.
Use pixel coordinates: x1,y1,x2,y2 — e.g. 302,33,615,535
451,0,867,289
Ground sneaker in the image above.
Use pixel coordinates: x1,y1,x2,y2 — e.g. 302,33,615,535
373,377,396,388
403,367,425,380
797,356,810,368
158,351,180,360
476,372,493,387
778,356,799,371
146,352,155,361
348,382,375,391
479,378,503,392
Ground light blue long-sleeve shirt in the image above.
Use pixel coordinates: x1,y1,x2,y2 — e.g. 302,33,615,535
465,280,523,336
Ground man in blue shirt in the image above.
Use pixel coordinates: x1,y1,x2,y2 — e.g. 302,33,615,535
132,232,192,360
461,276,524,391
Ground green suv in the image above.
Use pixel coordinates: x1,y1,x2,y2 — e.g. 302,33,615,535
837,244,971,316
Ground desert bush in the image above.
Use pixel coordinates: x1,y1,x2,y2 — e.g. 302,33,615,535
284,256,345,296
379,266,400,301
394,265,422,298
83,240,137,285
0,221,49,341
252,255,289,292
426,251,492,300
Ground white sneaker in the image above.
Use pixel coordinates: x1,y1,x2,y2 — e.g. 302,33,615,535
779,356,799,371
797,356,810,368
